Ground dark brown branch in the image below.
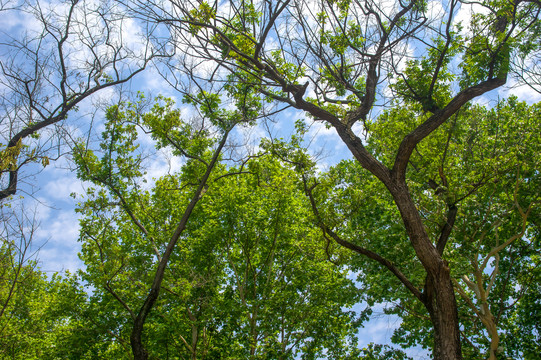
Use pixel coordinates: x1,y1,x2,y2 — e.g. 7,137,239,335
0,65,149,201
325,227,424,302
254,0,291,60
104,281,136,321
303,176,423,302
436,204,457,255
392,76,507,182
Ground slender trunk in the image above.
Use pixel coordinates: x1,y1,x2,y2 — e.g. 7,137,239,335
249,307,258,357
129,129,231,359
479,305,499,360
487,331,500,360
191,322,199,360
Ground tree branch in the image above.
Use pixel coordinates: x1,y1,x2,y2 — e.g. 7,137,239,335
303,176,423,302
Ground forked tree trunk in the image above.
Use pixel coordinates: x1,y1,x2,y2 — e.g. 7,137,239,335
330,126,466,358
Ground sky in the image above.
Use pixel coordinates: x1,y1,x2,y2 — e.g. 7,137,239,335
1,0,541,358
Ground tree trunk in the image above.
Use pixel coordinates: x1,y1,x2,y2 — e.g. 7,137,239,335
331,106,468,359
479,305,500,360
130,329,149,360
127,129,231,360
391,182,463,360
425,272,463,360
488,333,500,360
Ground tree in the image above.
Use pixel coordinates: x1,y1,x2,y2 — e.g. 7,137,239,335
2,0,540,358
0,203,40,327
0,254,92,359
73,90,245,359
0,5,163,354
446,100,541,359
316,97,540,359
128,0,541,358
0,0,162,201
500,236,541,359
196,155,363,359
74,97,364,359
1,202,103,359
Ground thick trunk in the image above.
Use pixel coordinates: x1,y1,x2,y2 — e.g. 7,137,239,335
426,272,463,360
391,182,463,360
130,330,149,360
332,112,468,359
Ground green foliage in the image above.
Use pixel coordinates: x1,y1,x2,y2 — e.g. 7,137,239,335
74,103,143,187
5,0,541,357
357,343,412,360
75,153,363,358
318,98,541,356
0,140,23,172
500,238,541,359
69,96,364,358
223,72,264,126
268,50,307,83
188,1,216,34
457,0,541,87
0,246,94,360
147,95,216,154
392,33,461,111
214,1,261,61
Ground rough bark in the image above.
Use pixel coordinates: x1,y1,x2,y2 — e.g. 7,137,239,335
426,274,463,360
135,1,515,357
323,123,465,359
390,182,463,360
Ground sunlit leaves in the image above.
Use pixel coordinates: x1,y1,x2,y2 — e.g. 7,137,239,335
187,1,216,34
0,140,23,172
268,49,306,83
73,103,142,190
457,0,537,87
148,95,215,156
0,259,93,359
393,33,461,112
76,143,362,358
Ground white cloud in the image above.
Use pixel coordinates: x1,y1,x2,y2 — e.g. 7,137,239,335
42,173,85,202
142,148,185,186
0,7,39,33
139,67,179,98
498,80,541,104
33,207,82,273
453,2,490,35
308,119,343,150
